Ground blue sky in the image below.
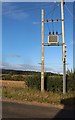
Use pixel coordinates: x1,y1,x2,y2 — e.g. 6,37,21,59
1,2,73,73
73,1,75,70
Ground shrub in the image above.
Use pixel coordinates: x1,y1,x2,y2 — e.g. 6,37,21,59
25,74,75,92
25,75,41,90
25,75,63,92
2,74,24,81
46,78,63,92
67,79,75,91
12,75,24,81
2,74,12,80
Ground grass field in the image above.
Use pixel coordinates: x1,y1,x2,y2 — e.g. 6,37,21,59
1,80,75,107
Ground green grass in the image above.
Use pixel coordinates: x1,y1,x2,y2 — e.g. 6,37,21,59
2,85,75,106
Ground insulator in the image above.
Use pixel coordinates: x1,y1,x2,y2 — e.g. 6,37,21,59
49,32,51,35
64,2,65,5
56,32,58,35
52,31,54,35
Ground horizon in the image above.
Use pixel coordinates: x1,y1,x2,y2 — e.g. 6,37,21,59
1,68,64,75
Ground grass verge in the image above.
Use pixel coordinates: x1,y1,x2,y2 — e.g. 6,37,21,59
2,80,75,106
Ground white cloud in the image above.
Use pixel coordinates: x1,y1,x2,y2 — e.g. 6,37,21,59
2,2,29,20
10,11,29,20
0,61,62,73
8,54,21,58
1,62,41,71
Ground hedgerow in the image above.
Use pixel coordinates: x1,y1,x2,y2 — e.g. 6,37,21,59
25,74,75,92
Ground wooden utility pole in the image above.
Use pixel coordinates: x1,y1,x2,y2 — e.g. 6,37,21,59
41,9,44,92
61,0,66,94
41,1,66,94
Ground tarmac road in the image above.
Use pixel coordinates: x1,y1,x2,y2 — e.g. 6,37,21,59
2,101,75,119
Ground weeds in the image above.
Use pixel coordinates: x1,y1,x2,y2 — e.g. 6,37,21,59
2,81,75,106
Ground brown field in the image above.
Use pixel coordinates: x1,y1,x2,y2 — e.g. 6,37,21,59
0,80,25,88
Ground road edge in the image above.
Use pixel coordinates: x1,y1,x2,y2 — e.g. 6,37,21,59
2,97,64,109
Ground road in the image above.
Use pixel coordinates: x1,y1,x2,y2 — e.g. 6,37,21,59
2,101,74,119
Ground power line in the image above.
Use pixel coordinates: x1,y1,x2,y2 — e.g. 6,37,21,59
45,3,60,19
51,4,56,32
44,3,56,15
47,22,51,32
45,3,60,33
65,4,73,18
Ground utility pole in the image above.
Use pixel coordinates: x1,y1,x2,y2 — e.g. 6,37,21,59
40,1,66,94
61,0,66,94
41,9,44,92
